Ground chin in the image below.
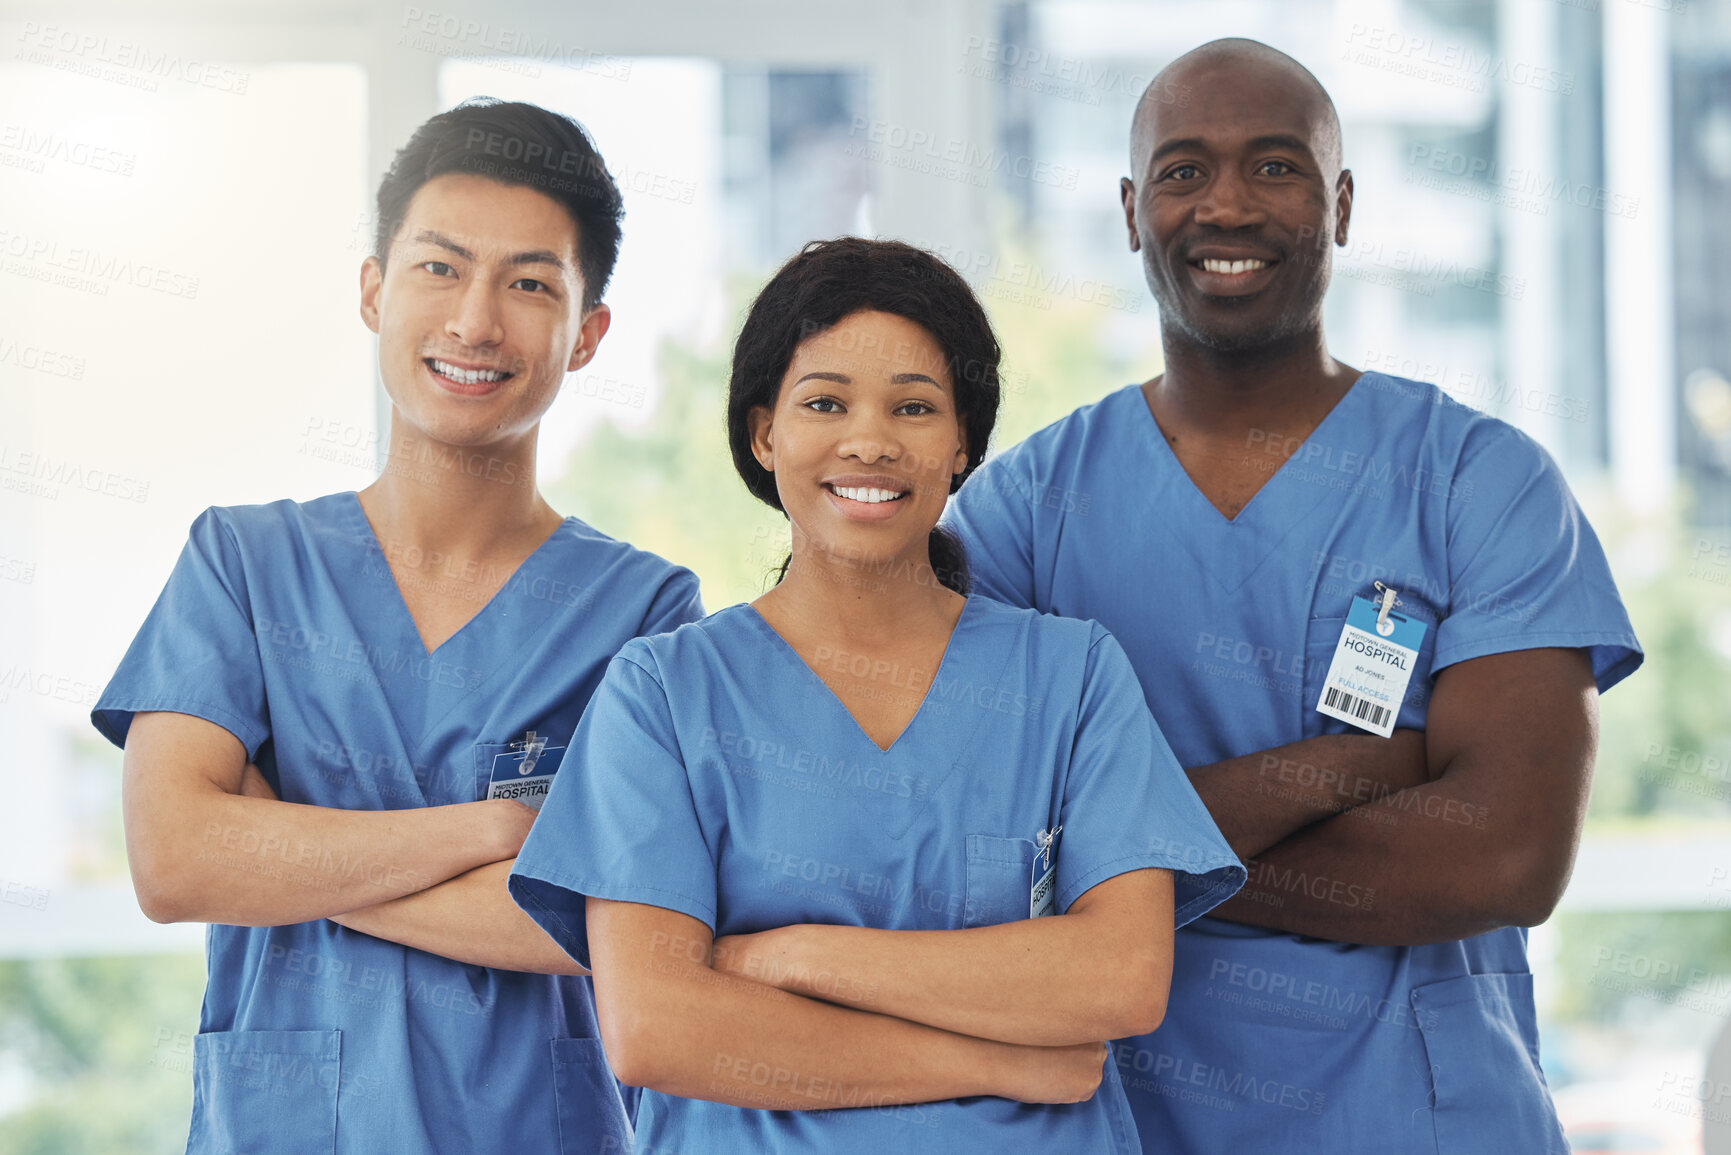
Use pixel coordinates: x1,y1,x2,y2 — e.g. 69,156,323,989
1167,300,1319,355
796,522,911,567
397,407,513,449
1189,323,1290,354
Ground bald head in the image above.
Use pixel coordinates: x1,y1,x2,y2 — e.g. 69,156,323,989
1130,38,1342,179
1118,37,1354,356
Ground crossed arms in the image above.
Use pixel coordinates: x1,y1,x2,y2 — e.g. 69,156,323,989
121,710,582,972
121,642,1595,1111
1187,646,1599,945
121,709,1172,1108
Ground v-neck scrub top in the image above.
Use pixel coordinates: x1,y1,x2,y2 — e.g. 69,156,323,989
92,493,703,1155
509,595,1244,1153
945,377,1642,1154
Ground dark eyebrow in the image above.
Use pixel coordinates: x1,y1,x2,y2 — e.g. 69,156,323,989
1150,136,1208,165
1247,133,1316,158
795,371,943,388
412,230,474,261
410,230,568,271
510,250,567,270
1150,133,1316,165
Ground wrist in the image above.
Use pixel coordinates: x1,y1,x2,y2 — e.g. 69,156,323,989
974,1036,1033,1100
475,798,529,864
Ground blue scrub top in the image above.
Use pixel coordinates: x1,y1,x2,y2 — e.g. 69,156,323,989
92,492,703,1155
945,376,1643,1154
510,595,1244,1154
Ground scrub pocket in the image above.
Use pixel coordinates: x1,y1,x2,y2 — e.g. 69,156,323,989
551,1037,633,1154
1411,973,1568,1154
964,834,1034,928
472,741,514,803
189,1029,339,1155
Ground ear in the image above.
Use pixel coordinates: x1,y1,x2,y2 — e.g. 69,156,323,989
568,302,612,372
747,404,775,472
1334,170,1354,247
1120,177,1141,252
359,256,383,335
952,419,969,476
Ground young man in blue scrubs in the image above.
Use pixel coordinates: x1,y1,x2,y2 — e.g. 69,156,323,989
92,100,700,1153
947,38,1642,1154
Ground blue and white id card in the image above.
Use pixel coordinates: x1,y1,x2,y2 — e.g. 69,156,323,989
1315,596,1426,738
486,743,566,811
1030,827,1059,918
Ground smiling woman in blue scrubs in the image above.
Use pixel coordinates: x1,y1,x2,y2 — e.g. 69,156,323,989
91,101,701,1154
508,238,1244,1153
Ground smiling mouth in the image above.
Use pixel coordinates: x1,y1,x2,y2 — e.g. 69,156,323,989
1194,257,1274,275
424,358,514,387
825,483,909,504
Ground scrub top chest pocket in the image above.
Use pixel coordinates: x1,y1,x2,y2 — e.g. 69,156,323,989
963,830,1058,929
476,732,567,811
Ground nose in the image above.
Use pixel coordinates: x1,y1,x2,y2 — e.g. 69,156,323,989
835,406,903,466
1192,166,1268,231
446,277,505,348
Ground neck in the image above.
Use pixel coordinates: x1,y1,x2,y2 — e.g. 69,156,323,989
358,412,560,556
764,527,962,644
1151,323,1354,435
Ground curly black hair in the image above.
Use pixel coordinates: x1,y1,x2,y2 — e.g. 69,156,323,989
726,237,1002,594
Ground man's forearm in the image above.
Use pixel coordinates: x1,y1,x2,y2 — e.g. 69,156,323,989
1207,650,1600,946
1207,775,1524,945
330,860,584,974
1187,730,1430,858
130,790,521,926
123,712,532,927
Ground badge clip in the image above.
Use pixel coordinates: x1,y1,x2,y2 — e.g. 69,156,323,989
516,730,548,776
1035,825,1062,870
1372,581,1401,637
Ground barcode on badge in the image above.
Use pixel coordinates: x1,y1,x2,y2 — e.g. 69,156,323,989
1323,686,1390,729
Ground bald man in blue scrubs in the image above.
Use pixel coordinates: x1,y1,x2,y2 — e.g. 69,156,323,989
948,37,1641,1154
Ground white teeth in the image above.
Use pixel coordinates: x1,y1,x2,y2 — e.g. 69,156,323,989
430,359,508,385
1200,258,1269,275
831,485,905,504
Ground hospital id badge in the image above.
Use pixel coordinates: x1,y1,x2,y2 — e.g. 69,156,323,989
1315,594,1425,738
1031,826,1060,918
486,734,566,811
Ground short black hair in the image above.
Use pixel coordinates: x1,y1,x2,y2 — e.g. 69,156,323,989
373,97,624,312
726,237,1002,594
